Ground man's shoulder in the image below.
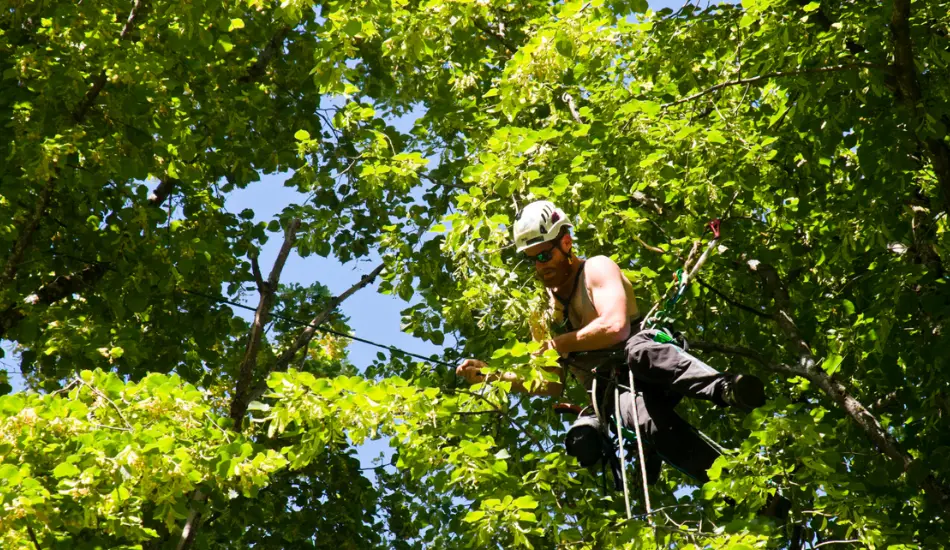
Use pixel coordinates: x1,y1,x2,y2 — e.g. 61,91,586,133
584,255,622,274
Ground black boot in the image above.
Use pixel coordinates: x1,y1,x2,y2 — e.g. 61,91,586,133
719,374,766,411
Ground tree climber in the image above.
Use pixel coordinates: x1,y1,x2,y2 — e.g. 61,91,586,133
456,200,767,486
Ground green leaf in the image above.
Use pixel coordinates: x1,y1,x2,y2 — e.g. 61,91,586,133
463,511,486,523
294,129,311,141
706,129,727,144
802,2,821,12
53,463,80,478
228,18,245,31
344,20,362,37
823,353,844,375
0,464,19,481
513,495,538,509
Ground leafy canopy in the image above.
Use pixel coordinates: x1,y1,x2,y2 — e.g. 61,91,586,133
2,0,950,548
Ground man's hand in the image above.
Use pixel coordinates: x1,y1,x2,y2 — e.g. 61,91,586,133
533,339,560,357
456,359,488,384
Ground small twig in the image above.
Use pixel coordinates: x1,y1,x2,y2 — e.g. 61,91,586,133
453,410,503,417
92,422,133,432
634,235,665,254
814,540,862,548
695,276,771,319
205,412,232,442
75,375,134,431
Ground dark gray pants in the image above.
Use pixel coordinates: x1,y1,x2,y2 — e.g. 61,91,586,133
569,329,728,484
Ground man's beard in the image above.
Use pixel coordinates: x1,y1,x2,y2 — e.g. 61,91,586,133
538,259,571,288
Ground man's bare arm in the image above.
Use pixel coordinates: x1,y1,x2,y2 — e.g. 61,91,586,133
550,256,634,355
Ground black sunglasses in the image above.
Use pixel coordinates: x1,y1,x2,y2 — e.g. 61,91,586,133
523,240,560,264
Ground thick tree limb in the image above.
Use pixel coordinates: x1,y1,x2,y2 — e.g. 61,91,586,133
890,0,950,207
229,218,300,427
661,63,886,108
691,337,910,470
250,255,265,290
712,259,949,508
0,178,57,291
147,178,177,206
175,489,206,550
73,0,146,121
246,262,386,405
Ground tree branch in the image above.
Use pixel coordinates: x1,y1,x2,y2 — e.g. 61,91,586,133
735,259,948,508
26,524,40,550
0,263,108,339
473,19,517,52
562,92,584,124
689,340,801,378
229,218,300,427
661,63,886,108
695,276,771,319
246,262,386,405
175,489,206,550
239,26,289,84
0,178,56,291
73,0,146,121
250,255,265,291
890,0,950,209
0,13,293,345
147,178,177,207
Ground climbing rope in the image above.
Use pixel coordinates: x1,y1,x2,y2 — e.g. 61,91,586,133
641,219,722,330
619,218,724,521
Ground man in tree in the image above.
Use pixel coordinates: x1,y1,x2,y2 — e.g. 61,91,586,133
456,200,767,485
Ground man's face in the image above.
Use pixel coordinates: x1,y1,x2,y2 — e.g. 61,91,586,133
523,234,573,288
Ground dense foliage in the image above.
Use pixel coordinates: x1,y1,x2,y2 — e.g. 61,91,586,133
2,0,950,548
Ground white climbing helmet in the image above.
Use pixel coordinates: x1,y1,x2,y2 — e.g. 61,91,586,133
512,200,573,252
